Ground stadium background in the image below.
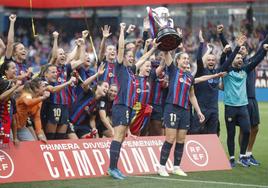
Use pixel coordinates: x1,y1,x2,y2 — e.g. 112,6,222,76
0,0,268,187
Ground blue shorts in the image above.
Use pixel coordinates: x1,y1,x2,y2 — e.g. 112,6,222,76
74,125,91,138
191,108,219,134
163,103,190,130
46,103,69,125
150,104,163,121
247,98,260,127
112,104,132,127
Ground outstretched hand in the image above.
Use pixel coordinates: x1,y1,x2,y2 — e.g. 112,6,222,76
199,30,204,43
127,24,136,33
217,24,224,34
52,31,59,38
120,23,126,30
9,14,16,22
82,30,89,39
98,63,106,75
217,72,227,78
263,44,268,51
152,39,161,49
101,25,112,38
236,35,247,47
198,112,205,123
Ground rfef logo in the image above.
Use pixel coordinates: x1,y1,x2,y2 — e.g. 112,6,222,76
185,140,208,167
0,150,14,178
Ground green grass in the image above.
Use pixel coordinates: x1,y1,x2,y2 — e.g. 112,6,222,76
2,102,268,188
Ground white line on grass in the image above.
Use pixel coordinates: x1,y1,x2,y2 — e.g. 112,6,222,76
133,176,268,188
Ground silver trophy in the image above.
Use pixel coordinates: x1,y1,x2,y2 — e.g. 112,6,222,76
147,6,182,51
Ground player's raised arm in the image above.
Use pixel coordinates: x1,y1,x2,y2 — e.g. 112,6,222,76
49,31,59,64
245,44,268,73
117,23,126,64
0,38,6,57
217,24,229,48
196,30,205,76
69,38,86,70
99,25,112,62
81,63,105,90
163,51,173,67
135,39,159,69
143,38,152,54
47,76,76,93
6,14,16,59
194,72,226,84
221,35,247,71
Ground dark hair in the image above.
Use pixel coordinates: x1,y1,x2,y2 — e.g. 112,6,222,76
30,78,42,91
92,80,109,93
0,61,15,77
39,64,56,78
23,78,42,94
22,81,33,93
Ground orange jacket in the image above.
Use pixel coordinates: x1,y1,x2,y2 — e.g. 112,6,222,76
14,92,43,135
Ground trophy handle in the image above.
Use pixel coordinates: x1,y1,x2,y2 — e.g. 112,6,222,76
151,9,165,28
168,18,174,28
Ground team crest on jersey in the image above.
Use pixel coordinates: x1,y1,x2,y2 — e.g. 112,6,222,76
84,106,89,112
208,79,213,83
108,73,114,78
100,101,105,108
179,78,184,82
137,88,141,93
227,117,232,122
20,71,25,75
239,71,246,77
146,82,150,86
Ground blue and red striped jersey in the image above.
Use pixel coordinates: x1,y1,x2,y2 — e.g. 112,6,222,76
134,76,151,105
48,63,72,105
98,60,117,85
76,66,96,96
67,85,77,110
4,56,32,83
166,63,194,110
149,69,168,105
113,62,136,107
134,70,156,105
70,89,98,126
15,63,28,77
78,67,96,82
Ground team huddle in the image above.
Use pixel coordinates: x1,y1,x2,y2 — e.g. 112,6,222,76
0,14,267,180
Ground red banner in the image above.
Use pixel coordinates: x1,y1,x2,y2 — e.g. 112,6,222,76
0,0,255,9
0,135,230,184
